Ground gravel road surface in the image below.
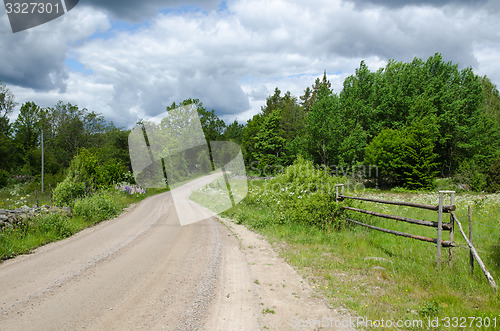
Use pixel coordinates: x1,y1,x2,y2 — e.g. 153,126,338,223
0,174,351,330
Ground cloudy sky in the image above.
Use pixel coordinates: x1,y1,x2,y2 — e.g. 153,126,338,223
1,0,500,127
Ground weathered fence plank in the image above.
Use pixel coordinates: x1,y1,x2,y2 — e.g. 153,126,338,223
452,213,497,291
342,206,452,230
346,218,455,247
339,195,455,212
468,206,474,275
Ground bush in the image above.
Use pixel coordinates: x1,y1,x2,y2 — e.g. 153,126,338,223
0,169,9,188
455,160,487,192
365,119,439,190
26,172,66,192
73,191,122,224
36,214,73,239
67,148,128,189
53,174,86,206
256,157,346,228
486,155,500,193
96,160,128,187
284,192,342,228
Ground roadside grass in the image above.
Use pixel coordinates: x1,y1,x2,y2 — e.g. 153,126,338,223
0,187,167,261
0,188,52,210
222,180,500,329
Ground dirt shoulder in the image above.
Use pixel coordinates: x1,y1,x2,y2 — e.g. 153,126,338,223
205,217,354,330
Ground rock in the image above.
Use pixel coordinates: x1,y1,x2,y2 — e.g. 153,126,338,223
364,256,393,263
372,266,386,271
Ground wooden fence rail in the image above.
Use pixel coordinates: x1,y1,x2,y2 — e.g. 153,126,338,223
335,185,455,265
342,206,453,230
337,184,497,291
452,212,497,291
346,217,455,247
338,195,456,213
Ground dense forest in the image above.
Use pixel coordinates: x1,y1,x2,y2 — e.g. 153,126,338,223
0,53,499,192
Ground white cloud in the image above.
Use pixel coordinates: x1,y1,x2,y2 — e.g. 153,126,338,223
2,0,500,127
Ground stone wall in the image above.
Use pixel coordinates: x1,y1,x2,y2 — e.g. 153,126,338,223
0,206,72,230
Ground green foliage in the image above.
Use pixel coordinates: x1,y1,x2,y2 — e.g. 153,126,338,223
365,128,405,187
53,147,128,206
239,157,347,228
73,190,122,224
365,119,439,189
70,148,100,184
243,88,306,169
338,54,499,184
0,169,9,188
2,54,500,194
401,119,440,189
14,101,41,153
455,160,487,191
224,120,245,144
307,87,367,167
252,109,286,171
25,172,65,192
36,214,73,239
52,173,86,206
487,155,500,193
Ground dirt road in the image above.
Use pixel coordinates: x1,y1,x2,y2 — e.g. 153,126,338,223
0,174,351,330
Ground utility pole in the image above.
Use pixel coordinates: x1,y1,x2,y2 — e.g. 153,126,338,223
41,128,44,193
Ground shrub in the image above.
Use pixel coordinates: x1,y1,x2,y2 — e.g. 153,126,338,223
284,192,342,228
73,191,121,224
36,214,73,239
0,169,9,188
53,174,86,206
455,160,487,192
26,172,66,192
365,119,439,190
259,157,346,228
486,155,500,193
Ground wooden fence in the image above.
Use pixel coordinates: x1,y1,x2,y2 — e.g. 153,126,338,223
335,184,497,291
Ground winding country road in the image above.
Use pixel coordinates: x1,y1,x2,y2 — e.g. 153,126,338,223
0,174,350,330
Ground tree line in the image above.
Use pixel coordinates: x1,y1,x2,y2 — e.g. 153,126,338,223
0,95,130,188
0,53,499,192
236,53,500,191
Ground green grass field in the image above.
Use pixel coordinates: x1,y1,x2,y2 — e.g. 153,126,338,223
220,179,500,330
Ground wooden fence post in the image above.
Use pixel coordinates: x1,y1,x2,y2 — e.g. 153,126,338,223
437,191,455,267
448,192,455,264
335,184,345,202
49,184,53,206
468,206,474,275
437,191,443,266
